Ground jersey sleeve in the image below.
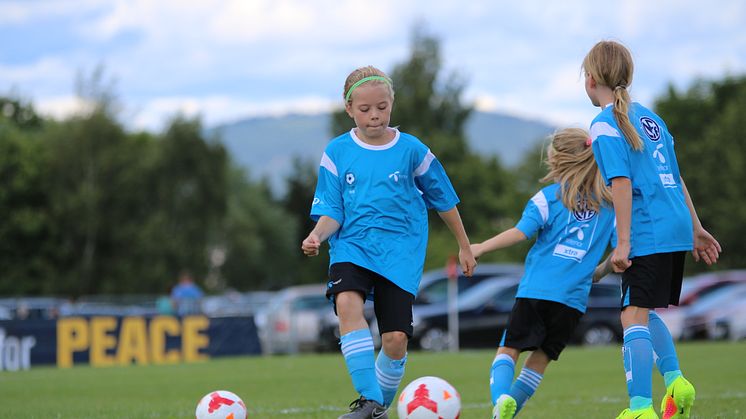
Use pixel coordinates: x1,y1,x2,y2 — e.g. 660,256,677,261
310,151,344,224
413,149,460,211
590,120,630,185
515,190,549,238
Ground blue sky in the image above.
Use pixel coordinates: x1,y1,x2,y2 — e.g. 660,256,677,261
2,0,745,131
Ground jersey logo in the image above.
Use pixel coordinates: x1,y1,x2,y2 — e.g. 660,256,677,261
345,172,356,185
388,171,400,182
653,143,666,163
569,224,591,240
640,116,661,141
572,199,596,222
312,197,320,205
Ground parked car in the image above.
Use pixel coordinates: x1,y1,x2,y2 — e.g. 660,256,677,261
254,284,329,354
680,282,746,340
373,276,623,351
415,263,524,306
656,270,746,339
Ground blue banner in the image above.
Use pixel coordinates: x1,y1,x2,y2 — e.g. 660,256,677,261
0,315,261,370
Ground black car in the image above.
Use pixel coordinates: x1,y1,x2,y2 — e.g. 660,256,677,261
407,277,623,351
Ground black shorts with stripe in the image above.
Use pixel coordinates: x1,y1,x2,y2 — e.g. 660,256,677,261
501,297,582,361
621,251,685,309
327,262,414,338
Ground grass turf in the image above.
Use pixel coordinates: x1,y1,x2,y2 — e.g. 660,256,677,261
1,341,744,418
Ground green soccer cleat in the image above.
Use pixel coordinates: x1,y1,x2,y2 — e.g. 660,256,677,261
492,394,516,419
660,376,695,419
616,406,658,419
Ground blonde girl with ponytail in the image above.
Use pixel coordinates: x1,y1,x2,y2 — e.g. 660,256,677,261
470,128,617,419
583,40,721,419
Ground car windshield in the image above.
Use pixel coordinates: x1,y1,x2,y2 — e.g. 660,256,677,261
688,283,746,315
457,279,516,308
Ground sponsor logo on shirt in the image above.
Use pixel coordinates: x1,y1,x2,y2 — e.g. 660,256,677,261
640,116,661,141
345,172,356,185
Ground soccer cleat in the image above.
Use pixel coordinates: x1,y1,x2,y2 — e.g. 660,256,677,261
616,406,658,419
492,394,517,419
660,376,695,419
338,397,388,419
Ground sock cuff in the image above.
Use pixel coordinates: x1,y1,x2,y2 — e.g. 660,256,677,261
376,350,407,369
648,311,662,322
517,368,543,390
341,329,374,357
623,325,651,342
492,353,515,368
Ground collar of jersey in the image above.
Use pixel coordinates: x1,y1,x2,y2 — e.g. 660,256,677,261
349,128,400,151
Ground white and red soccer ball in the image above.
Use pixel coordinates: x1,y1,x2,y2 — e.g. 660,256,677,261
195,390,247,419
397,376,461,419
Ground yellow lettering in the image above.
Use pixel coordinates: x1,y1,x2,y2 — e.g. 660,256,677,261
116,317,148,365
182,316,209,362
56,317,89,368
90,317,117,367
150,316,181,364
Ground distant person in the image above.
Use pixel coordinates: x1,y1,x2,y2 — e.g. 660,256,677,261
583,40,721,419
156,287,175,315
302,65,476,419
470,128,617,419
170,271,204,316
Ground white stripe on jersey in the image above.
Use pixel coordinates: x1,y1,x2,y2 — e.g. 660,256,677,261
530,191,549,224
320,152,338,177
590,121,622,141
414,150,436,177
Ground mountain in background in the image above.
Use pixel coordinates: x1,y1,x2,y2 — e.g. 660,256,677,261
209,111,556,191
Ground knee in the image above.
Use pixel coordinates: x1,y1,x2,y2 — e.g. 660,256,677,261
381,331,408,357
335,292,364,319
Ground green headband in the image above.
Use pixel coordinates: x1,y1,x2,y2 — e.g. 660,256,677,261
345,76,392,102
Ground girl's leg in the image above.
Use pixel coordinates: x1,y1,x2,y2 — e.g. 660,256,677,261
337,291,383,405
376,331,408,406
509,350,549,414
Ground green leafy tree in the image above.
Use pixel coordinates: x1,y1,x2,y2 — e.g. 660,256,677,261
655,76,746,271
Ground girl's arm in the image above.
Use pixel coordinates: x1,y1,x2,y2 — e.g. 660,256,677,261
437,206,477,277
593,253,613,283
680,176,721,265
470,228,527,259
301,216,341,257
610,177,633,272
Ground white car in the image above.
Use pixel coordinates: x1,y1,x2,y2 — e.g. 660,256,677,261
254,284,329,354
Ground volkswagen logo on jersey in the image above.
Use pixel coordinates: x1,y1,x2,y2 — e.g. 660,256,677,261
345,172,356,185
640,116,661,141
572,199,596,222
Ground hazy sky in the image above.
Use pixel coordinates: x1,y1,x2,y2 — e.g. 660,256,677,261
2,0,745,131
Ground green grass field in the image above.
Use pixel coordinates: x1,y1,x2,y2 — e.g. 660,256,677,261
1,342,744,418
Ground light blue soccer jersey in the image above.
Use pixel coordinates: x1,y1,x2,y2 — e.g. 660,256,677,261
590,102,693,258
310,128,459,296
515,184,616,313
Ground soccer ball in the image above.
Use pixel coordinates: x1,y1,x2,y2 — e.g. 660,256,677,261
195,390,247,419
397,376,461,419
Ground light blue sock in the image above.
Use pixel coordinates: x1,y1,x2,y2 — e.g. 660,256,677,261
340,329,383,405
509,367,543,413
649,311,683,387
623,325,653,411
375,350,406,407
490,353,515,404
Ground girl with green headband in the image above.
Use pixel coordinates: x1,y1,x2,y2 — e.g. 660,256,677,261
302,65,476,418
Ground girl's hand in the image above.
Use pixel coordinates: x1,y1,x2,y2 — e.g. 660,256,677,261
611,242,632,272
301,233,321,257
692,227,721,265
469,243,483,260
459,247,477,277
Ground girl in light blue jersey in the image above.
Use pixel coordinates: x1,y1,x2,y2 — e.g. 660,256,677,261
302,65,476,419
583,40,721,419
470,128,617,419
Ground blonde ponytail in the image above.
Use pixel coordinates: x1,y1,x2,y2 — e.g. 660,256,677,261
542,128,612,212
583,41,643,151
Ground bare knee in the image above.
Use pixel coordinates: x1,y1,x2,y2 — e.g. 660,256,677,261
381,331,408,359
621,306,649,329
335,291,367,334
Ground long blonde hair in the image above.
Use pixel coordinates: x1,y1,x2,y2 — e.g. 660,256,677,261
343,65,394,104
541,128,612,212
583,40,643,151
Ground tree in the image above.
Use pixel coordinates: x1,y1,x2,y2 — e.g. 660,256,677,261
655,76,746,271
